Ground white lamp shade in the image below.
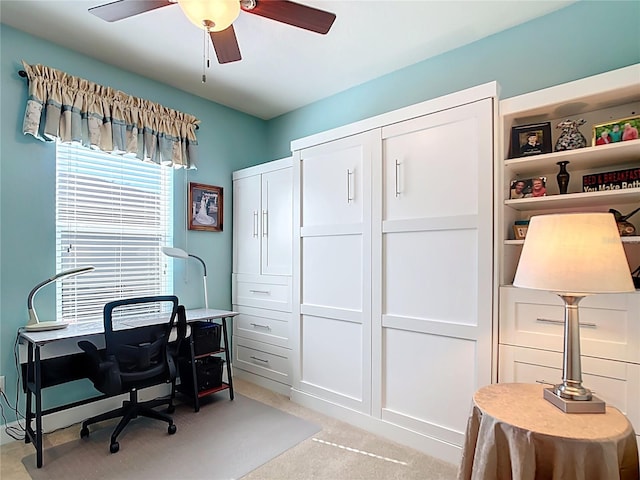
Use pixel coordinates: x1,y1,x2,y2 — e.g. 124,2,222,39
178,0,240,32
513,213,634,295
162,246,189,259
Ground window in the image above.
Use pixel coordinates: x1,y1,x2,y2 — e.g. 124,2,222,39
56,143,173,322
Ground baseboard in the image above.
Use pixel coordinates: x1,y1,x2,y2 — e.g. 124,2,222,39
0,383,172,446
289,388,462,467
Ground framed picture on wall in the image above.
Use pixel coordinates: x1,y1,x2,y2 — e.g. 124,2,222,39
188,182,223,232
510,122,552,158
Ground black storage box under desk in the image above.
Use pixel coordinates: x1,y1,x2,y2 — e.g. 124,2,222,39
179,356,224,393
191,321,222,356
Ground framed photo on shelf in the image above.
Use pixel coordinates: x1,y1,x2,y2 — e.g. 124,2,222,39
592,115,640,146
513,225,528,240
509,176,547,199
188,182,223,232
510,122,552,158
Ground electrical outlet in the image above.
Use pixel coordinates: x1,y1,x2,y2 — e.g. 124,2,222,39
0,376,5,393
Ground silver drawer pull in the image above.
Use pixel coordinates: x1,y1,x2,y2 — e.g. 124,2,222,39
536,318,597,328
249,289,271,295
250,323,272,330
250,356,269,364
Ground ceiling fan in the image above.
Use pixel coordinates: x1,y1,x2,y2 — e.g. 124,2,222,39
89,0,336,64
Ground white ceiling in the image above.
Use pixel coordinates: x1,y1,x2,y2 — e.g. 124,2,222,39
1,1,574,119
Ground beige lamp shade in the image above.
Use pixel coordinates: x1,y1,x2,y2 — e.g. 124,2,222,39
513,213,634,295
178,0,241,32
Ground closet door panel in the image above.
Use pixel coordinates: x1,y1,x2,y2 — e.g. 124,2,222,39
383,109,482,222
301,142,364,227
384,229,477,324
301,235,362,311
382,327,475,446
301,314,363,401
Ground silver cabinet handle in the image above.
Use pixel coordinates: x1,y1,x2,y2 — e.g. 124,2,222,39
250,356,269,364
250,323,272,330
253,211,258,237
346,169,355,203
536,318,597,328
395,159,400,197
249,289,271,295
262,210,268,237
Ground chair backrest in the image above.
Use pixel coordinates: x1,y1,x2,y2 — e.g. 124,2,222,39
103,296,179,388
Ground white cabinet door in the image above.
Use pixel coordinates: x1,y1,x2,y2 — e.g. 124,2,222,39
294,129,378,414
233,174,262,275
378,99,495,440
261,167,292,276
300,133,368,228
233,161,292,277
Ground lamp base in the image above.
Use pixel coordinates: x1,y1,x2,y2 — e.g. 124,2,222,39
544,387,605,413
25,321,70,332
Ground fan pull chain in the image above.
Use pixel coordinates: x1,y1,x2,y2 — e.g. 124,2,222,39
202,26,207,83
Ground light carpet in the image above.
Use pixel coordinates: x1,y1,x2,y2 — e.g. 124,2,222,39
23,393,321,480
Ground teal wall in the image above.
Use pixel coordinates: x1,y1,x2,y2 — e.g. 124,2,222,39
265,1,640,159
1,0,639,425
0,25,268,416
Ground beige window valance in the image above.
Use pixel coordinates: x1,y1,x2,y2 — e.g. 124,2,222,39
20,60,199,169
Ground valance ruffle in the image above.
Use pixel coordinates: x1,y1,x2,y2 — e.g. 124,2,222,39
21,61,199,169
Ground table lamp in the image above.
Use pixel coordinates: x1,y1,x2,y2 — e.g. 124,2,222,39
26,266,95,331
513,212,634,413
162,247,209,309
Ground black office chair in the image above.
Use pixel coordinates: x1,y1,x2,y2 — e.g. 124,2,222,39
78,296,179,453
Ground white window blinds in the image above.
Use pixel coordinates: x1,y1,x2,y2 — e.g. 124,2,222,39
56,143,173,322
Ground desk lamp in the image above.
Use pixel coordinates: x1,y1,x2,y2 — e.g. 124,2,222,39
513,212,634,413
26,266,95,331
162,247,209,309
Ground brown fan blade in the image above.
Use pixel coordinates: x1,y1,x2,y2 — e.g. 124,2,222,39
89,0,173,22
209,26,242,64
244,0,336,34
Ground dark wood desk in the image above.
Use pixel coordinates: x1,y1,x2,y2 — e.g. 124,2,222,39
19,308,238,468
458,383,639,480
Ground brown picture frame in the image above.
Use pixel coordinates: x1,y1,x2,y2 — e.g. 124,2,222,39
513,225,528,240
188,182,223,232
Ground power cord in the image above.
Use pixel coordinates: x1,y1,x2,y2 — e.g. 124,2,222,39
0,333,26,441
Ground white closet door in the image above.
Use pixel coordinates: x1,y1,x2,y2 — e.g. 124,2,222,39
378,98,494,448
233,174,262,275
261,167,292,276
295,130,378,414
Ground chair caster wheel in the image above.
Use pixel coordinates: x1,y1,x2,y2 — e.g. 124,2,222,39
167,404,175,414
168,424,177,435
80,427,89,438
110,442,119,454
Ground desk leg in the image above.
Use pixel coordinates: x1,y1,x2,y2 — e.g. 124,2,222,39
188,337,200,413
23,342,44,467
222,317,234,401
34,346,43,468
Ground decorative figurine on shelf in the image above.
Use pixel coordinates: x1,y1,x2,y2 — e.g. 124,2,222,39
609,207,640,236
554,119,587,151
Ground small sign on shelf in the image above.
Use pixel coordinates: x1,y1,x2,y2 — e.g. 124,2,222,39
582,167,640,192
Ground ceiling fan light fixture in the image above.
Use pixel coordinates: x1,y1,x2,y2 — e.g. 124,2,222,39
178,0,240,32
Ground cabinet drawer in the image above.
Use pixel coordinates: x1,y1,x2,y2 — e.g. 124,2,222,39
499,286,640,363
498,344,640,441
234,338,291,385
232,305,290,348
232,274,292,312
